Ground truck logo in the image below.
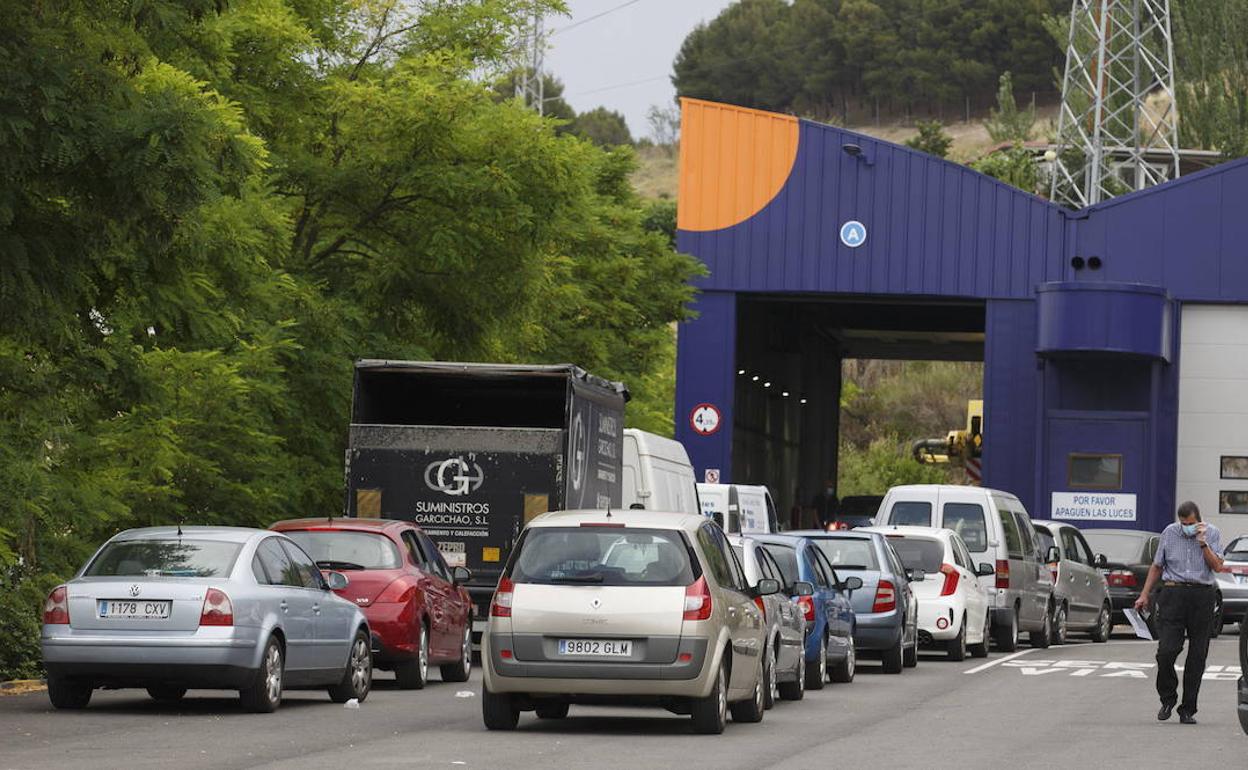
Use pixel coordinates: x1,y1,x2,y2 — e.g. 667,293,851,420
569,412,586,493
424,457,484,496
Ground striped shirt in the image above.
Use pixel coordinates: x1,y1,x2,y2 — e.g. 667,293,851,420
1153,522,1223,585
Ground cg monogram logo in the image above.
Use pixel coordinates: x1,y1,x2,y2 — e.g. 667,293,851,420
424,457,485,496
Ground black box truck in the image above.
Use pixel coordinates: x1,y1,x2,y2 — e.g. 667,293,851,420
345,360,628,636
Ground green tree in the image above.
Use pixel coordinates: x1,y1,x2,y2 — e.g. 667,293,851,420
1175,0,1248,158
905,120,953,158
970,145,1041,193
983,71,1036,144
570,107,633,147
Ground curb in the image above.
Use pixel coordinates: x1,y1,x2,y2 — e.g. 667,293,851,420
0,679,46,694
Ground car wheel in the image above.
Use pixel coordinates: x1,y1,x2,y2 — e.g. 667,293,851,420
441,622,473,683
804,636,827,690
1211,595,1224,639
947,616,968,661
762,641,777,709
882,632,904,674
903,626,919,668
329,629,373,704
994,607,1020,652
778,647,806,701
1030,603,1053,649
1090,602,1112,643
535,701,570,719
969,611,991,658
482,684,519,731
146,685,187,703
47,676,92,710
691,659,728,734
395,622,430,690
729,659,765,723
1053,603,1068,646
240,636,283,713
830,639,856,683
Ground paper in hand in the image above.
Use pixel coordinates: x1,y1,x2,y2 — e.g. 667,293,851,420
1123,608,1154,640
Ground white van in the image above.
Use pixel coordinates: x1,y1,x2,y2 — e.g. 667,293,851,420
621,429,699,515
697,483,779,534
874,485,1055,652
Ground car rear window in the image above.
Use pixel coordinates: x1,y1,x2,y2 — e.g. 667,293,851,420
943,503,988,553
84,539,242,578
885,537,945,573
283,530,401,570
1033,526,1056,558
998,509,1024,558
1226,539,1248,561
511,528,696,587
760,543,799,589
1083,532,1149,564
888,501,932,527
810,537,880,571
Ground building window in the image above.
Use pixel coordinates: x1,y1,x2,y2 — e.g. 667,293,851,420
1221,456,1248,480
1067,453,1123,490
1220,491,1248,515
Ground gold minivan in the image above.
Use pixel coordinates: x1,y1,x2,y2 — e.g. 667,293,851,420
481,509,779,734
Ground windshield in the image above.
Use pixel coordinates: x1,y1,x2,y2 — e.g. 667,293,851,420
810,537,880,571
1083,532,1148,564
761,543,799,589
84,539,242,578
943,503,988,553
283,530,401,570
889,501,932,527
886,537,945,573
1034,527,1056,557
511,528,696,586
1225,538,1248,561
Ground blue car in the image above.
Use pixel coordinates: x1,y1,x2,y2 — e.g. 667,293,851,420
754,534,859,688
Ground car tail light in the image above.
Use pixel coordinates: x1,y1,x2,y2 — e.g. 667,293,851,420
43,585,69,625
939,564,959,597
491,577,515,618
995,560,1010,590
872,580,897,613
200,588,233,626
1107,570,1137,588
683,576,713,621
797,594,816,622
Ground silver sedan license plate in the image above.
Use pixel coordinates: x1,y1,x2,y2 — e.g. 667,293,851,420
98,599,171,619
558,639,632,657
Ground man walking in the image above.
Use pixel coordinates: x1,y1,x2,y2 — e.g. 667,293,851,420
1135,501,1225,724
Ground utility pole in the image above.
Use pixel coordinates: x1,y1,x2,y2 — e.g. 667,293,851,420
515,11,546,115
1050,0,1181,207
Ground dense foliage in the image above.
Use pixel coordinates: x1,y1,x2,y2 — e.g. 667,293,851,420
0,0,702,678
672,0,1066,119
1175,0,1248,158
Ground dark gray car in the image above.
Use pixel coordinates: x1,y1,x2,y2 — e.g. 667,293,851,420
787,530,919,673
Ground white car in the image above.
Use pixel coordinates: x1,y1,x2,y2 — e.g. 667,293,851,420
861,526,992,661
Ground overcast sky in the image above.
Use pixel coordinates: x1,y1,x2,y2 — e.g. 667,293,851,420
543,0,735,139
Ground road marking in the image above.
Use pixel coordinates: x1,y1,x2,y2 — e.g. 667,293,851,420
963,648,1037,674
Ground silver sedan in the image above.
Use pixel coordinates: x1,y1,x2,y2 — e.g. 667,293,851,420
41,526,373,712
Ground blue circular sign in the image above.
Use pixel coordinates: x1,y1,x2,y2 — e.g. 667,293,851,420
840,220,867,249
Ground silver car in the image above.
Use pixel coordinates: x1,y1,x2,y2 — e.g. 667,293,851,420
1216,535,1248,634
1032,520,1112,644
729,535,808,705
41,526,373,712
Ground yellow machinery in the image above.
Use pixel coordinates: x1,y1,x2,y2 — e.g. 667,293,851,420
912,400,983,468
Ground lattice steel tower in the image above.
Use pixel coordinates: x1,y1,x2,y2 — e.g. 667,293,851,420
515,12,546,115
1050,0,1181,207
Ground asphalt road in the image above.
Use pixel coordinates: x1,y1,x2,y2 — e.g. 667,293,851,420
2,628,1244,770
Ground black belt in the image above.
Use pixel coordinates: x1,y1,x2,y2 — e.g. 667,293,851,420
1162,581,1213,588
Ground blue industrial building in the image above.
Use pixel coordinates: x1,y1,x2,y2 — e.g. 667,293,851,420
673,98,1248,534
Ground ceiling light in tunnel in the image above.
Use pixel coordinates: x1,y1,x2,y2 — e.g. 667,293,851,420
751,375,760,382
800,398,808,405
737,369,746,375
763,382,772,388
782,391,790,397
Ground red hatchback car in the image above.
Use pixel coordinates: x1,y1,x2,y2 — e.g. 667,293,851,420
270,518,473,689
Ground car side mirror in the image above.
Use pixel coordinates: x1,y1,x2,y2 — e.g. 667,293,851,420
906,568,926,582
1045,545,1061,564
452,566,472,585
976,563,995,577
792,580,815,597
1095,554,1108,568
323,571,349,591
841,576,863,592
754,578,781,597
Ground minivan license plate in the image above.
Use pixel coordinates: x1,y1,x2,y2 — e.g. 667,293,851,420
558,639,632,657
98,600,171,619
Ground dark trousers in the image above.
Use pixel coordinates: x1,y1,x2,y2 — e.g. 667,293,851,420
1155,585,1216,716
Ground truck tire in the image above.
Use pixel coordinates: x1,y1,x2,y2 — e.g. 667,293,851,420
691,660,728,734
482,684,519,731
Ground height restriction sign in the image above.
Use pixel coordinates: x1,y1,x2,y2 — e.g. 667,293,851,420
690,403,722,436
